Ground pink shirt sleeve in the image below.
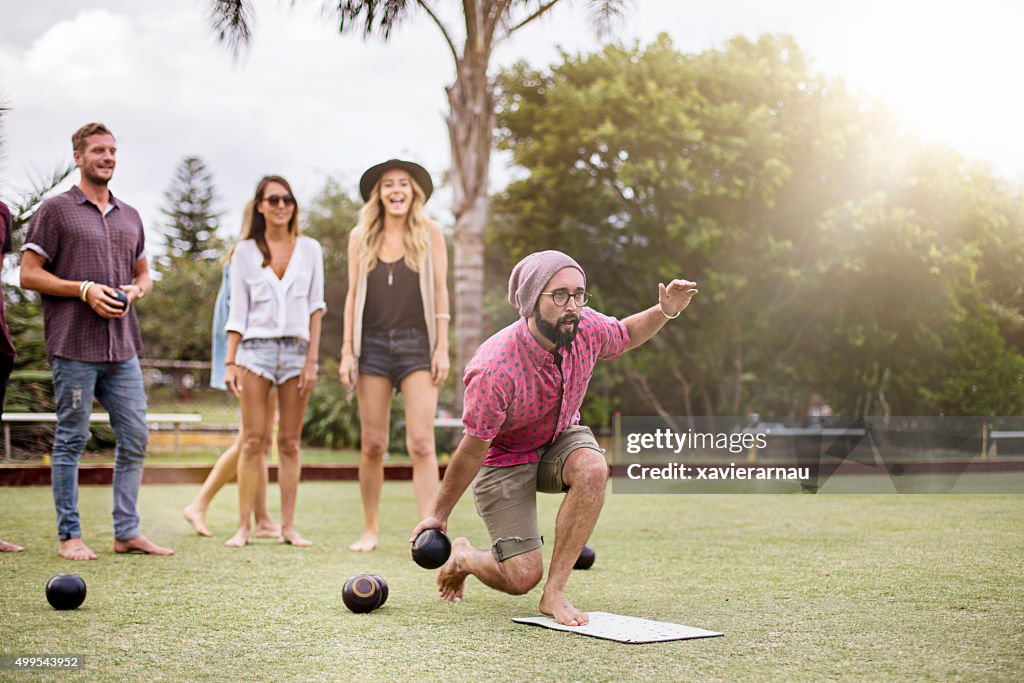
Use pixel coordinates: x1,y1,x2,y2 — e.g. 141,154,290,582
588,310,631,360
462,366,513,441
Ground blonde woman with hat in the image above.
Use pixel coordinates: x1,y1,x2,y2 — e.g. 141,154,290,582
340,159,450,552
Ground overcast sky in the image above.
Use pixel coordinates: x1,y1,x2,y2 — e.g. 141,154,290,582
2,0,1021,251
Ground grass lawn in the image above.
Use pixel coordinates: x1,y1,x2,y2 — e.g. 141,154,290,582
146,387,238,425
2,447,365,466
1,484,1022,682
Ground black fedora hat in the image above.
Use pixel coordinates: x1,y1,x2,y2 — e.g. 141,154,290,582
359,159,434,203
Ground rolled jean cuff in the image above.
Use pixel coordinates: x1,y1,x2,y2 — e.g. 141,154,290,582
115,528,141,543
492,535,543,562
58,532,82,541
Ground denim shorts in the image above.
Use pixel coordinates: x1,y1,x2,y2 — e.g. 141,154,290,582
359,328,431,388
236,337,308,385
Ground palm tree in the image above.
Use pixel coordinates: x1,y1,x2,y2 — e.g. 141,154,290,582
1,97,74,377
0,96,75,259
207,0,626,403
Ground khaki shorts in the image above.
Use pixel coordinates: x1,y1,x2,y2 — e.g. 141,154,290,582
471,425,603,562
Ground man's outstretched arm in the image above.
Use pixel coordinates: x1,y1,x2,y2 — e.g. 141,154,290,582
623,279,699,351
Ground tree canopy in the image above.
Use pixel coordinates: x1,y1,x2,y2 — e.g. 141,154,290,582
139,156,225,361
302,177,362,362
207,0,628,406
158,156,224,262
490,34,1024,418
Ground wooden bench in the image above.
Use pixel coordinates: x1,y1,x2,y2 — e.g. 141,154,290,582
1,412,203,458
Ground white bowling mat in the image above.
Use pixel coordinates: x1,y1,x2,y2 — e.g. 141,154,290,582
512,612,724,644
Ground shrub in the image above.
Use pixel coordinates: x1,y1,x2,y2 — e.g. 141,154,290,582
302,362,407,453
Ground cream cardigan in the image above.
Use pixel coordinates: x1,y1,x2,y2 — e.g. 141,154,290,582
351,248,437,360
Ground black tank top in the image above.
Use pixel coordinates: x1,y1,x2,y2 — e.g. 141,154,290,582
363,258,426,333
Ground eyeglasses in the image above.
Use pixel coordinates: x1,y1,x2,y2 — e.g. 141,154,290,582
540,289,589,307
264,194,295,207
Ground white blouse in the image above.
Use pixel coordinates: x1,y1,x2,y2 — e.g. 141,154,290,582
225,236,327,342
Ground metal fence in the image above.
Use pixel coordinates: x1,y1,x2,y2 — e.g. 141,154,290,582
139,359,239,427
3,359,239,458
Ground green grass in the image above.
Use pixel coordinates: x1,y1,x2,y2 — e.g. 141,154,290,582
2,447,365,466
1,485,1022,681
146,387,238,425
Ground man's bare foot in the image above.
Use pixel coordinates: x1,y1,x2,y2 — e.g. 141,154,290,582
225,529,250,548
0,539,24,552
114,535,175,556
436,537,472,603
348,531,378,552
539,588,589,626
58,538,97,561
182,504,212,537
279,529,312,547
253,520,281,539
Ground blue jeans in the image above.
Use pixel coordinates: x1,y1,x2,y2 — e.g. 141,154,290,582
51,356,148,541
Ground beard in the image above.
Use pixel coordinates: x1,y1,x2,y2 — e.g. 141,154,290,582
535,311,580,348
83,165,112,186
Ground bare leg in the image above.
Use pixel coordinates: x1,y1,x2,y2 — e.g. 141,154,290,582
253,388,280,537
437,539,543,602
226,370,272,548
183,435,241,536
0,539,24,552
538,448,608,626
275,378,311,547
399,371,440,519
185,389,279,537
58,538,97,561
251,451,281,538
350,374,393,552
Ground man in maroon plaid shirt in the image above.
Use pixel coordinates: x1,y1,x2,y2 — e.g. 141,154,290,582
21,123,173,560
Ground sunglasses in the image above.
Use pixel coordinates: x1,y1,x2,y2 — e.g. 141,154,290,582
264,194,295,207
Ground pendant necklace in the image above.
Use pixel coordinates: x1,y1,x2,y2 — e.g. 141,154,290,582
386,261,396,286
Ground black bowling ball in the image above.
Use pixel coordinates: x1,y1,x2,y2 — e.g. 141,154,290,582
111,288,129,309
46,574,87,610
411,529,451,569
368,574,389,606
574,543,596,570
342,574,384,614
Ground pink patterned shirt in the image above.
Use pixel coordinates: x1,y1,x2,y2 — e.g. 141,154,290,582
462,309,630,467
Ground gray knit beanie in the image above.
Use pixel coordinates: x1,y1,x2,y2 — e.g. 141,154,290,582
507,250,587,318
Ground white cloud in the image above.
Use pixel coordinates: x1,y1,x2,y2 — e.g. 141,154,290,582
2,3,456,242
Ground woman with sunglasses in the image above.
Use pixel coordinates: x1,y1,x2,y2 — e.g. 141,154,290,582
223,176,325,548
340,159,450,552
182,215,280,540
